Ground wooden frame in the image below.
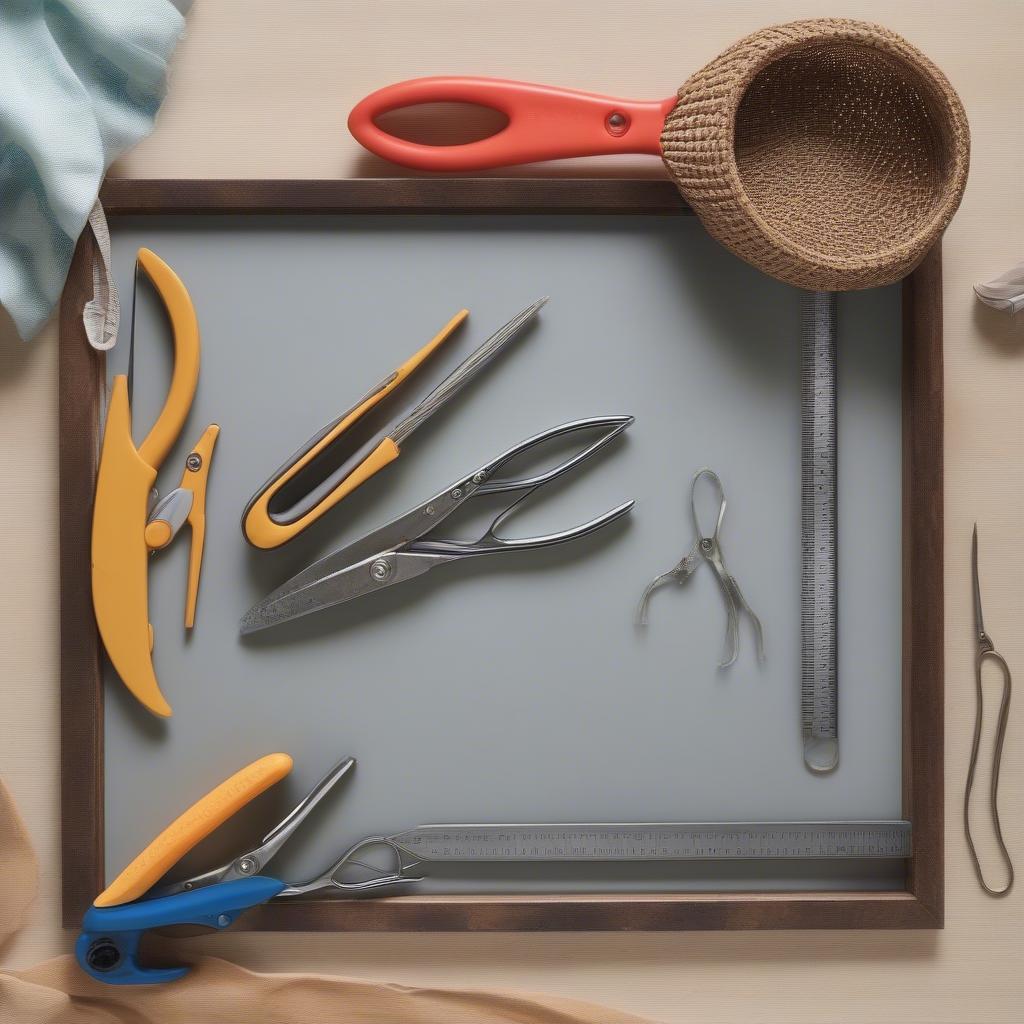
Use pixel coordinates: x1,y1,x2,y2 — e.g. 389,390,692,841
60,178,944,930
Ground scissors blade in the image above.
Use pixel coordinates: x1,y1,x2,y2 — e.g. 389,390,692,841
127,261,139,406
972,523,986,642
246,470,474,611
389,297,548,447
240,549,448,633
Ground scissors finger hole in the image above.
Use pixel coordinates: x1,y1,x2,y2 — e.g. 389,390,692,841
691,468,727,541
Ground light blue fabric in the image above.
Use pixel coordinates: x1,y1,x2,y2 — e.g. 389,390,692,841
0,0,187,340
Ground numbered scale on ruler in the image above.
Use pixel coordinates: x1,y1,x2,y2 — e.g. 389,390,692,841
801,292,839,773
388,821,913,862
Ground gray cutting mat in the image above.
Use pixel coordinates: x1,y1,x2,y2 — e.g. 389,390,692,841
103,215,903,894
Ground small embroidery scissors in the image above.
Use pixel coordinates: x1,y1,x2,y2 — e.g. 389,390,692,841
242,299,546,549
241,416,635,634
965,524,1014,896
76,753,413,985
636,467,764,667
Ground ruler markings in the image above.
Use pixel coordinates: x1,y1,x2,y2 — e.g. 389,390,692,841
800,291,839,771
391,822,912,861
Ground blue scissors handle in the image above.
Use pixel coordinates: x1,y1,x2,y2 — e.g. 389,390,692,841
76,876,285,985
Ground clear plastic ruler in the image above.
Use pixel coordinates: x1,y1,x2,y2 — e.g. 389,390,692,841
800,291,839,773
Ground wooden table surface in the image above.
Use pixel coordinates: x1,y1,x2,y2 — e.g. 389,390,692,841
2,2,1022,1020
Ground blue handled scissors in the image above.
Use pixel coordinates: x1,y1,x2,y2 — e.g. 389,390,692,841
76,753,413,984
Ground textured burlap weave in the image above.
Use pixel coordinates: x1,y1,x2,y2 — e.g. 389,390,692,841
0,781,652,1023
660,18,969,291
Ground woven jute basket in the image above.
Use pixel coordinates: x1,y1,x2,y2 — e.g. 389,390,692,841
660,19,970,291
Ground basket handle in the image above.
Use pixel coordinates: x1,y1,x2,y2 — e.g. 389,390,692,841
348,77,674,171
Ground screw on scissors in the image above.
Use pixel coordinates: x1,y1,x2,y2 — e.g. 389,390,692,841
636,468,765,668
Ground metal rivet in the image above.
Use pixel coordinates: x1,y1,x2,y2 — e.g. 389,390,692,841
370,558,393,581
424,505,435,516
186,453,202,472
238,857,256,874
450,488,463,499
473,472,486,484
217,914,231,927
605,111,629,136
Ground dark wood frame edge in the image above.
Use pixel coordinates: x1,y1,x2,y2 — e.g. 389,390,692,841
60,225,106,925
98,177,694,216
60,178,943,931
901,246,944,927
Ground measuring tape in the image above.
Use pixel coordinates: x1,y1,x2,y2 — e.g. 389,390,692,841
800,291,839,773
389,821,912,861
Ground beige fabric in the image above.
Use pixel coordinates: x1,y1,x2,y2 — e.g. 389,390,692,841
660,18,970,291
0,956,653,1023
0,781,651,1022
0,780,39,948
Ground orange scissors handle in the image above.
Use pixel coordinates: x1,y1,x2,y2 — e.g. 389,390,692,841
348,77,674,171
241,310,467,549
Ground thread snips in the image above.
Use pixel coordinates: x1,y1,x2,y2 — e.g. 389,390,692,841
242,299,546,549
637,467,764,667
91,248,219,717
77,753,416,985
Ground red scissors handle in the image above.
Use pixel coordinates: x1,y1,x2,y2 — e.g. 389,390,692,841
348,77,674,171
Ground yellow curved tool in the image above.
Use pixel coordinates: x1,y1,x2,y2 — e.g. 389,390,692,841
95,753,293,907
145,424,220,628
242,310,467,549
91,248,201,718
135,249,201,468
182,424,219,629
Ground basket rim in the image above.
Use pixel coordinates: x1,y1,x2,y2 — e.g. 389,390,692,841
685,18,971,286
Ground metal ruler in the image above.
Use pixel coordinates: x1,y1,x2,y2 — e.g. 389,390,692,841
389,821,912,861
800,291,839,773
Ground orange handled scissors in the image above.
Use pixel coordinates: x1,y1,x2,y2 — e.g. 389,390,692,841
241,298,546,549
91,249,219,718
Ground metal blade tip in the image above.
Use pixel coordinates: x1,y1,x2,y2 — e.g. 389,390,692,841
239,606,270,636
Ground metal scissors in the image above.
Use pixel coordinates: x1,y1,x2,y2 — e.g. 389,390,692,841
636,467,764,667
241,415,635,634
76,753,414,985
242,299,546,549
965,524,1014,896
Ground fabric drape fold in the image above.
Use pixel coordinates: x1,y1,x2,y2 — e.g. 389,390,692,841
0,0,187,341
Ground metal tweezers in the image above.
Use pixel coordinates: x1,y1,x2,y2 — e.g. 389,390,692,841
636,467,765,668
